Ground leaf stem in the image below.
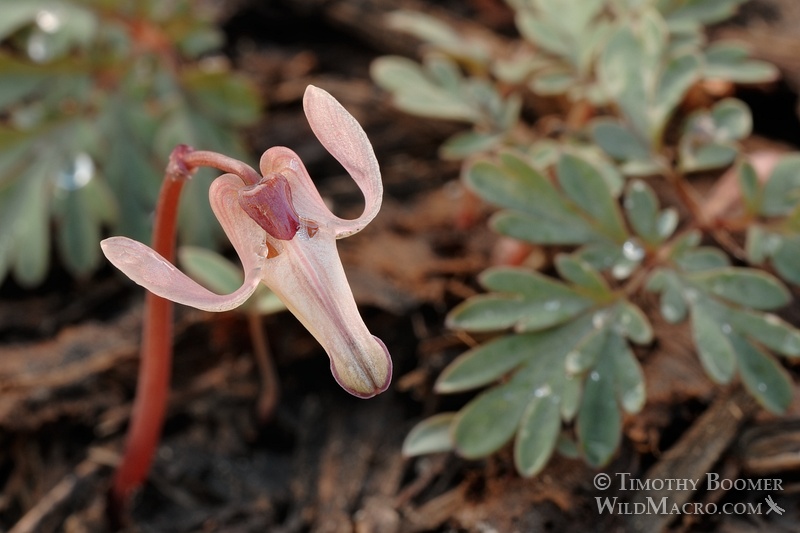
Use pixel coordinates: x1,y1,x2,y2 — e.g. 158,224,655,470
663,165,705,224
247,312,280,422
663,165,747,261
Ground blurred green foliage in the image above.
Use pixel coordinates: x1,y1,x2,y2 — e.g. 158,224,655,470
0,0,260,286
178,246,285,315
375,0,800,476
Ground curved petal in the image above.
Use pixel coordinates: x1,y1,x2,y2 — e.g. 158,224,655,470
260,85,383,239
101,237,260,312
303,85,382,236
100,173,267,313
262,229,392,398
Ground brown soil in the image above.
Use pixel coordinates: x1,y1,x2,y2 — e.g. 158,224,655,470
3,1,800,532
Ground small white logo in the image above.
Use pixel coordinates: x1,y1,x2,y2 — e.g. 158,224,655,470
764,495,785,515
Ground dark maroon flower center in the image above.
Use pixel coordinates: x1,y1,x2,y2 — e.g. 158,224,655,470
238,173,301,240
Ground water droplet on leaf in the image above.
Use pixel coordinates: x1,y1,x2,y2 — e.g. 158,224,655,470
27,32,50,63
683,288,699,302
36,9,62,33
622,239,645,261
544,300,561,311
57,152,94,190
593,311,608,329
661,304,680,322
565,351,582,374
612,260,636,280
534,384,552,398
622,383,645,411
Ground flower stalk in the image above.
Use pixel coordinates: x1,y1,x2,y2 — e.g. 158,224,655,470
103,86,392,513
109,145,194,511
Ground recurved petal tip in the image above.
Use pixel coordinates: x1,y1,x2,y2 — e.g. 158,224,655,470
330,335,393,399
101,236,260,312
302,85,383,238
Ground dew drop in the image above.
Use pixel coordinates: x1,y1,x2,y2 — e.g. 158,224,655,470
683,288,699,302
721,323,732,335
57,152,94,190
622,383,645,411
612,260,636,280
757,382,767,392
661,304,680,322
36,9,62,33
565,351,582,374
590,371,600,382
27,32,49,63
544,300,561,312
592,311,608,329
534,384,552,398
622,239,645,262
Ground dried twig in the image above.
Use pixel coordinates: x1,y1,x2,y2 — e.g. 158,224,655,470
626,387,759,533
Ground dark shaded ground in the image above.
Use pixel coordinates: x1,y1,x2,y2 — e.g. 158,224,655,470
3,1,800,532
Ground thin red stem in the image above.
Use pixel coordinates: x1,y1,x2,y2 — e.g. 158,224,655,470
183,150,261,186
247,312,280,422
108,146,263,517
110,146,192,511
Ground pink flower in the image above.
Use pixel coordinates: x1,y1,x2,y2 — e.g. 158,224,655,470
101,86,391,398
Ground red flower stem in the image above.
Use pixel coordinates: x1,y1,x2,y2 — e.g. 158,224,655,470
183,150,261,186
110,149,190,508
109,146,263,515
